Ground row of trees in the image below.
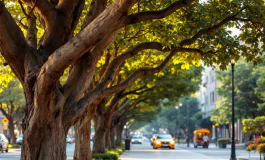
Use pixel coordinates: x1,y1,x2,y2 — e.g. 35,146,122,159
141,97,212,139
0,63,24,144
0,0,265,159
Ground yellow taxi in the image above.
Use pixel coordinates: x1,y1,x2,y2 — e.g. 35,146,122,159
152,134,175,149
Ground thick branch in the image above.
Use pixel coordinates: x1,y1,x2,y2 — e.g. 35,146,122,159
0,2,30,82
81,0,108,29
0,104,10,119
102,47,209,96
14,18,28,30
26,6,37,49
123,0,194,25
20,0,56,24
37,0,136,104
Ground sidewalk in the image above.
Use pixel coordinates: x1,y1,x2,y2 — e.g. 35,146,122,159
176,143,246,149
176,143,261,160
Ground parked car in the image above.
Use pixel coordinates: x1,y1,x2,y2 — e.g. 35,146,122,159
131,135,143,144
16,134,23,145
66,135,73,144
152,134,175,149
0,134,9,152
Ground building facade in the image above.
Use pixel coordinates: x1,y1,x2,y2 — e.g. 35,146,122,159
196,65,245,143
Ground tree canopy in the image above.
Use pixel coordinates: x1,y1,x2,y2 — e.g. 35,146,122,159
211,59,265,126
1,0,265,159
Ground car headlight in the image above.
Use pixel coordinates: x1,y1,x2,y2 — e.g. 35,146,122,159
170,141,175,144
131,139,135,142
155,141,161,144
139,139,142,142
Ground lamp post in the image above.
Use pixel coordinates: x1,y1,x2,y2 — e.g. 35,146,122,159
176,103,182,145
230,60,237,160
184,98,190,147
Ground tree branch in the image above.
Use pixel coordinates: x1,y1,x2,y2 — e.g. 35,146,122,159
37,0,136,105
81,0,108,29
102,47,210,96
26,6,37,49
20,0,56,24
0,2,30,82
179,14,239,46
0,104,10,119
123,0,194,25
14,18,28,30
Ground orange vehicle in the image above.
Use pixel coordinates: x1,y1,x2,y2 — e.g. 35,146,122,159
193,128,210,148
152,134,175,149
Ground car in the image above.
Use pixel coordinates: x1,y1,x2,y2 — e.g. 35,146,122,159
131,135,143,144
150,134,157,146
66,135,73,144
152,134,175,149
0,134,8,153
16,134,23,145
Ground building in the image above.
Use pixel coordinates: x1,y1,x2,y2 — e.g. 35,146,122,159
196,64,244,143
197,66,217,118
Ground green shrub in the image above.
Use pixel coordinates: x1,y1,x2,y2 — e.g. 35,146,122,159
92,153,118,160
8,144,21,148
217,138,229,144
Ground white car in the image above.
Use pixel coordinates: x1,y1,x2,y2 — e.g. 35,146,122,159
0,134,8,152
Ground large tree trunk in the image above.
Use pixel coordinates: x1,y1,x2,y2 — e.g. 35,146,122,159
93,127,107,153
20,82,68,160
93,114,109,153
73,115,92,160
21,120,66,160
110,126,116,149
105,129,111,149
115,124,123,147
8,117,16,144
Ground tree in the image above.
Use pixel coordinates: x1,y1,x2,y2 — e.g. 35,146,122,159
211,59,265,127
0,0,265,159
0,79,24,144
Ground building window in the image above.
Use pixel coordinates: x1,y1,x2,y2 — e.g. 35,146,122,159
205,95,208,105
210,91,215,104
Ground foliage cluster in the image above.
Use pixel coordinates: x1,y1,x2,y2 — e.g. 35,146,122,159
217,138,229,144
93,145,125,160
243,116,265,134
138,97,205,137
92,153,118,160
211,59,265,126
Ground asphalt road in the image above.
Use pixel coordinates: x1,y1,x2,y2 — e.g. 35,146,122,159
0,141,261,160
120,141,261,160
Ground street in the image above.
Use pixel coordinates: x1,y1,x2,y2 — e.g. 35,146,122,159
121,140,261,160
0,141,261,160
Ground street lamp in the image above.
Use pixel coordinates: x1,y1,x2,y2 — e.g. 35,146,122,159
230,59,237,160
176,103,182,145
186,99,190,147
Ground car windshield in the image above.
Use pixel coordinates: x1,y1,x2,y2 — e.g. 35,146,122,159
19,135,23,138
66,135,70,138
132,136,142,139
157,134,172,139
